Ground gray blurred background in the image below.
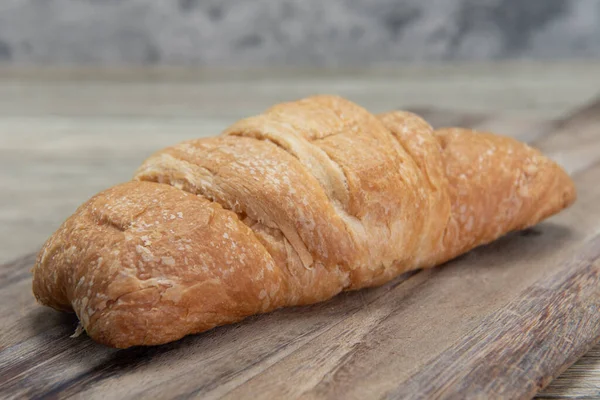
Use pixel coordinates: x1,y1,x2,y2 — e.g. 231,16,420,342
0,0,599,66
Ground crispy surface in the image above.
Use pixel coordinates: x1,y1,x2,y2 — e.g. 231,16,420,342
32,95,576,348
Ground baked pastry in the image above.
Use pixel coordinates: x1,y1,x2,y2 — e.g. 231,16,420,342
32,95,576,348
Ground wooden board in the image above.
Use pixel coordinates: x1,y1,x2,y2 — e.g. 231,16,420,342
1,98,600,399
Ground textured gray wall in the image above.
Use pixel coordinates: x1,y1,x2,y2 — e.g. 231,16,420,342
0,0,599,66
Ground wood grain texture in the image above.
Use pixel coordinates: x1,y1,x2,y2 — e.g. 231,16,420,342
538,347,600,399
0,69,599,399
388,238,600,399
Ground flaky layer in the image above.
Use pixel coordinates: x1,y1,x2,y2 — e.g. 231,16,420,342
33,95,576,348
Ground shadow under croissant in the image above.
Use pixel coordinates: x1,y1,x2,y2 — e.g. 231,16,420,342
26,222,574,397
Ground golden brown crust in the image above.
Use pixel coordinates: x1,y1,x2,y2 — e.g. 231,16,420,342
32,95,576,348
433,128,576,263
33,182,288,347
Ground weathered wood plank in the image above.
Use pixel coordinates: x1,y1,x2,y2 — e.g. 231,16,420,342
388,237,600,399
0,97,599,399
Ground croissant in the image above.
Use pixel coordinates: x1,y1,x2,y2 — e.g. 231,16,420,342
32,95,576,348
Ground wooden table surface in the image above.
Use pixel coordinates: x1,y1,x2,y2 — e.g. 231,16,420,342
1,63,599,398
